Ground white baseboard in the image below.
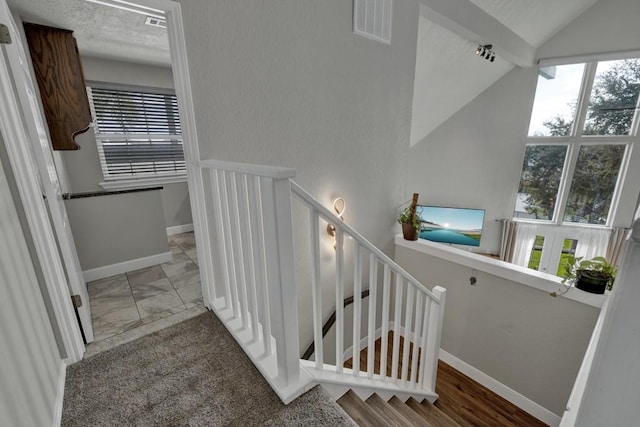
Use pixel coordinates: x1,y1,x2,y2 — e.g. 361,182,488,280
83,251,172,282
53,360,67,427
439,349,561,427
166,223,194,236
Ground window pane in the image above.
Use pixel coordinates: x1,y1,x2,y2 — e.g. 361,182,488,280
528,64,585,137
514,145,568,220
556,239,578,278
564,145,626,224
527,235,545,271
583,59,640,136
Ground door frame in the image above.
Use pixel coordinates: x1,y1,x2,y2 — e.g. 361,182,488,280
0,0,84,362
0,0,213,363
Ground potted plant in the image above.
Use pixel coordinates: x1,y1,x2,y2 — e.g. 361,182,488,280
551,256,616,297
398,193,420,241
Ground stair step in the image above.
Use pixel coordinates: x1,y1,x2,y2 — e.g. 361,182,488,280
365,394,415,427
337,390,387,427
388,396,434,427
407,398,460,427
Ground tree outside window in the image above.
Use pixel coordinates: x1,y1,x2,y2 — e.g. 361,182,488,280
515,58,638,225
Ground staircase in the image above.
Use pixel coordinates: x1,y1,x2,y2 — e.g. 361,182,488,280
194,159,446,405
338,390,456,427
336,334,549,426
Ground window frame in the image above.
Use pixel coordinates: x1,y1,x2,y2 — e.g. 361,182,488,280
87,82,187,189
518,59,637,227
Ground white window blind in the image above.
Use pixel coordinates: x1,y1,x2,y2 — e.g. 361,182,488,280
89,86,185,180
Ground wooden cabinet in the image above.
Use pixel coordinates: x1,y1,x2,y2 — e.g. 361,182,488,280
23,23,92,150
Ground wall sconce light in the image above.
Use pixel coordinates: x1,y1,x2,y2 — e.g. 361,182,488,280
475,44,496,63
327,198,346,236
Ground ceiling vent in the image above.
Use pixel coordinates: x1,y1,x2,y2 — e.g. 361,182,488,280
353,0,392,44
144,16,167,28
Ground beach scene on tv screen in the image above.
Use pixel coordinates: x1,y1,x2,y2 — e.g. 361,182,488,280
418,206,484,247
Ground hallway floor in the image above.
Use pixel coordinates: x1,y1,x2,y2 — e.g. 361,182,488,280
86,232,205,353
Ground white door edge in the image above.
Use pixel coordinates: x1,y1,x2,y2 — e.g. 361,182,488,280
0,1,85,362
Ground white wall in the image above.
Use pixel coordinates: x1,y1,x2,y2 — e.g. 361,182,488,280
61,56,193,228
179,0,420,349
571,222,640,426
395,244,599,417
0,135,63,427
65,190,169,270
409,66,538,254
408,0,640,255
410,5,513,146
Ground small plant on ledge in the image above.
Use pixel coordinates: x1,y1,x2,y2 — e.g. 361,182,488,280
398,193,421,241
551,256,616,297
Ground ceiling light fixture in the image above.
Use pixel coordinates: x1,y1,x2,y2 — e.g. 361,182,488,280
84,0,165,20
476,44,496,63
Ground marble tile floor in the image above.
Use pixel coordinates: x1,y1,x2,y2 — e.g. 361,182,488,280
86,232,204,352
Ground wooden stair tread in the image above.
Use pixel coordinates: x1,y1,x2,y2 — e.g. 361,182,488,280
365,394,414,427
407,398,460,427
388,396,434,427
337,390,386,427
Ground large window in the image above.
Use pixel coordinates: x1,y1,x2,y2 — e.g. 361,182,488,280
89,85,185,184
515,58,638,226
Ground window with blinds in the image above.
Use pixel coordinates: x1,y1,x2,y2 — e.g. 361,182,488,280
89,86,185,180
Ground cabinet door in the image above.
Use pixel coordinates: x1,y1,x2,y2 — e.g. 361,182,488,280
23,23,92,150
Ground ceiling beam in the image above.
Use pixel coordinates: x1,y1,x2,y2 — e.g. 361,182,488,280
420,0,536,67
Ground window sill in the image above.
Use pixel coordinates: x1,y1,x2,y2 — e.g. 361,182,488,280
395,235,607,309
100,175,187,190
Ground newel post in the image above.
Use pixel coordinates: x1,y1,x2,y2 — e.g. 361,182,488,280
423,286,446,392
261,176,300,384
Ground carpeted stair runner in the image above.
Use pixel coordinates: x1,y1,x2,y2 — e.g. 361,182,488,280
62,312,354,426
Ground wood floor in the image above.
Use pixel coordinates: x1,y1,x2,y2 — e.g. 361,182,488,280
340,332,548,427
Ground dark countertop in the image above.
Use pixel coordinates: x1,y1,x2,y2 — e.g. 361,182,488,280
62,186,163,200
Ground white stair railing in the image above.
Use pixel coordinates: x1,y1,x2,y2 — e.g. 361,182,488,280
198,159,446,404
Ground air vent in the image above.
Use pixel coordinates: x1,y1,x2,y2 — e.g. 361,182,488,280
353,0,392,44
145,16,167,28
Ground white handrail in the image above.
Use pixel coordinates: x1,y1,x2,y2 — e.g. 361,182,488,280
197,159,446,404
290,181,442,303
199,159,296,179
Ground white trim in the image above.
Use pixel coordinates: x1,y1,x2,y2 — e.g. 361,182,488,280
538,49,640,67
342,323,386,361
163,0,218,309
82,251,171,282
395,236,606,308
439,349,561,427
166,223,194,235
100,175,187,190
52,360,67,427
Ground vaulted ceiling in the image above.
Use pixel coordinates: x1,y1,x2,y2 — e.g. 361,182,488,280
9,0,600,144
411,0,599,145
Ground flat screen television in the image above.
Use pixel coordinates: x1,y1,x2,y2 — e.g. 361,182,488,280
417,205,485,247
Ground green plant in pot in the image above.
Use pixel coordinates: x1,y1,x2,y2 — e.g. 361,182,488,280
399,193,420,241
551,256,616,297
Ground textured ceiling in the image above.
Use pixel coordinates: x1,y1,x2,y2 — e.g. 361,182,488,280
469,0,599,47
8,0,170,66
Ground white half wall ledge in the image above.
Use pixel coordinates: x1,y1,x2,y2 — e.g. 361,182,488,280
82,251,172,282
419,0,535,67
166,223,194,236
395,235,606,308
439,349,562,427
